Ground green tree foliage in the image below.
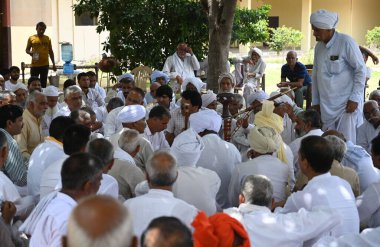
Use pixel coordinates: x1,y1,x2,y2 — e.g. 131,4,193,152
74,0,209,72
268,26,303,55
74,0,271,73
231,5,271,45
366,27,380,48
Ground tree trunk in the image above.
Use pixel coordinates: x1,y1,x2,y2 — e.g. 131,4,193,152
205,0,237,92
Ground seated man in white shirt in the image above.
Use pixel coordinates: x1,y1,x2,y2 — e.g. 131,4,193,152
278,136,359,237
357,100,380,153
324,129,380,192
86,138,119,199
54,85,83,118
356,135,380,228
27,153,103,247
225,175,340,247
105,73,135,104
228,126,293,206
110,104,153,170
95,97,124,126
124,150,198,240
87,70,106,100
41,85,61,136
104,87,145,138
144,105,171,151
40,124,91,197
108,129,145,199
28,116,75,196
4,66,23,91
170,128,221,215
289,110,324,176
66,195,137,247
190,109,241,209
77,72,105,109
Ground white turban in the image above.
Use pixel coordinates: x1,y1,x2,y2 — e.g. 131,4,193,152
247,90,269,106
189,109,222,134
310,9,338,29
170,128,205,167
270,91,294,106
117,105,146,123
118,73,134,82
182,77,205,93
151,70,169,84
218,72,236,87
248,126,281,154
248,47,263,58
43,86,60,97
201,90,217,107
12,83,28,92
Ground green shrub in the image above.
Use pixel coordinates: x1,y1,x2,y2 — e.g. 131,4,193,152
268,26,303,55
366,27,380,48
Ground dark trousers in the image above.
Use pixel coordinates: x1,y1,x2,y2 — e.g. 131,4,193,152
30,65,49,88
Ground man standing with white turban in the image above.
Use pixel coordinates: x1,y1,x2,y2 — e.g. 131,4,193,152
310,9,366,143
190,109,241,209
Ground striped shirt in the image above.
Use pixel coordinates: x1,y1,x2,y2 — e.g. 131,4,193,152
0,128,28,186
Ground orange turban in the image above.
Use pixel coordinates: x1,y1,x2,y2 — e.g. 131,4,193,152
192,211,250,247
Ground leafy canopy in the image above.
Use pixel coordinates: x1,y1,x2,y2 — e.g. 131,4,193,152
74,0,270,72
366,26,380,48
268,26,303,55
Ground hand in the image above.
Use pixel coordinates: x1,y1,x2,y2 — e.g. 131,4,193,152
247,72,256,78
186,47,193,55
277,82,288,88
112,82,121,90
371,55,379,65
1,201,16,225
346,100,358,113
176,75,183,85
312,104,320,114
52,64,57,72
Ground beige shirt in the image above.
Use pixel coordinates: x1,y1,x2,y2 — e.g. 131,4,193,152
295,160,360,197
108,159,145,200
16,109,44,159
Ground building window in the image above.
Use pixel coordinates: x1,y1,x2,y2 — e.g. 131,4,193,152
75,12,97,26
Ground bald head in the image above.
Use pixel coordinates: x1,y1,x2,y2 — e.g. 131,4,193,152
67,195,135,247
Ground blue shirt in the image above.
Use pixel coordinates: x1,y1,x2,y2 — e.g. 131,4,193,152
281,62,311,86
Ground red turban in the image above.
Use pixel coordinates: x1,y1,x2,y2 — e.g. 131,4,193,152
192,211,250,247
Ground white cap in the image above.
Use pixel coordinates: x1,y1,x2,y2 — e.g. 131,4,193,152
43,86,60,97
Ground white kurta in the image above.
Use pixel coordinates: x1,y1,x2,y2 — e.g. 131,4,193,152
356,181,380,228
0,171,21,202
289,129,324,176
162,53,200,80
356,119,380,153
312,31,366,143
97,174,119,199
143,126,170,151
104,106,124,138
27,139,66,196
41,105,60,136
196,133,241,209
173,166,221,216
29,192,76,247
314,227,380,247
228,155,292,206
243,59,266,106
342,141,380,192
39,157,67,198
124,189,198,239
224,204,340,247
280,172,359,237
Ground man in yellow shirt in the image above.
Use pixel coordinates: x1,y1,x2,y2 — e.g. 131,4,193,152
25,22,56,88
